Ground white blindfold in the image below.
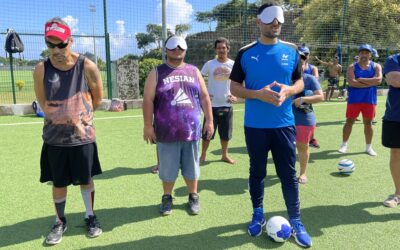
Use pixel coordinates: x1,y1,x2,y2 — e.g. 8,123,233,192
165,36,188,50
257,6,284,24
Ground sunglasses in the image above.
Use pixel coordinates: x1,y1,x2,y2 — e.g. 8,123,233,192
45,40,69,49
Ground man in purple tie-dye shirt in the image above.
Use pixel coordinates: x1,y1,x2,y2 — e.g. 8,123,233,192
143,35,213,216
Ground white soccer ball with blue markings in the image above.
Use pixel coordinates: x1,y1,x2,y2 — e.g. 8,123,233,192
266,216,292,242
338,159,355,174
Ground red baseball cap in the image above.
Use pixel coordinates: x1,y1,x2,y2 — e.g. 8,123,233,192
45,22,71,41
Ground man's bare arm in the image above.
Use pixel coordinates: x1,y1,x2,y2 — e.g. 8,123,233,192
385,71,400,88
33,62,46,110
84,59,103,110
357,63,383,86
347,64,369,88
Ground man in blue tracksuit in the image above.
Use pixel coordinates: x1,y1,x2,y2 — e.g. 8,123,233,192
230,2,312,248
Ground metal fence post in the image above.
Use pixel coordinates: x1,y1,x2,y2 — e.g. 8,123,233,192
103,0,112,99
9,54,16,104
162,0,167,63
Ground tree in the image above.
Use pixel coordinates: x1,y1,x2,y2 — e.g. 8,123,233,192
175,24,191,36
40,49,50,59
295,0,400,49
195,11,215,31
138,58,162,95
136,24,172,51
136,23,190,60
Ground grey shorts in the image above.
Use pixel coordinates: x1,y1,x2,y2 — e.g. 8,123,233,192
157,141,200,182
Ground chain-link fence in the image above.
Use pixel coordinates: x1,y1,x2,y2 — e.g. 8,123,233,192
0,0,399,104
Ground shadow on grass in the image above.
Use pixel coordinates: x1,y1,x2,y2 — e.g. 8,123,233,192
2,202,399,249
315,120,345,127
309,150,366,163
80,202,400,249
210,147,248,155
173,176,281,197
82,222,286,250
95,166,152,180
0,205,160,248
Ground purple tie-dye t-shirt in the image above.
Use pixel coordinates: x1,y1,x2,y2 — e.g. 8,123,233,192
154,63,202,142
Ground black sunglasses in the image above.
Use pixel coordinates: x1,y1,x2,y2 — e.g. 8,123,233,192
45,40,69,49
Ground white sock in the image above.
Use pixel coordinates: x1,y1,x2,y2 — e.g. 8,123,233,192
366,144,372,151
341,142,348,147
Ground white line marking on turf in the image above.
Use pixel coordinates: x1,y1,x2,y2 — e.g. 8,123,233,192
0,115,142,126
0,100,386,127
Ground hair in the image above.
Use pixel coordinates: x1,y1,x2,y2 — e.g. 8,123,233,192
214,37,230,49
257,1,281,14
45,17,70,28
164,35,174,46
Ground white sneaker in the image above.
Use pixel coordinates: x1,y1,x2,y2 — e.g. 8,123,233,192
338,145,347,153
366,148,377,156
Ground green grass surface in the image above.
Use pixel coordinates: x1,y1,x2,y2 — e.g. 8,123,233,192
0,97,399,249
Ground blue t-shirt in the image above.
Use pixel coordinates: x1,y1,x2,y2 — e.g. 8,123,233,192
304,63,313,75
348,62,378,105
383,53,400,122
293,74,321,126
230,40,302,128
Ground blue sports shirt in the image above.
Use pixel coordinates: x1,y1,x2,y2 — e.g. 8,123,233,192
383,53,400,122
293,74,321,126
230,40,302,128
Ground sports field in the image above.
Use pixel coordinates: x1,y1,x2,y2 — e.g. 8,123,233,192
0,97,399,249
0,70,108,104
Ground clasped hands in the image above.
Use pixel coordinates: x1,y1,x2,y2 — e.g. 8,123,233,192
257,81,291,107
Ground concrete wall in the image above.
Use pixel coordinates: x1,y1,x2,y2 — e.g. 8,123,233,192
0,99,144,116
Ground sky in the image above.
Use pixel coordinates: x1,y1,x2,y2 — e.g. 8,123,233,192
0,0,256,60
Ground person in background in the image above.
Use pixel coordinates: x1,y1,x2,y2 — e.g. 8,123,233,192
315,55,342,101
293,50,324,184
200,37,236,165
299,45,321,149
338,44,382,156
382,52,400,208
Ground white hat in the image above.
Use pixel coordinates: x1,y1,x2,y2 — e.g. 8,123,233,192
257,6,284,24
165,36,187,50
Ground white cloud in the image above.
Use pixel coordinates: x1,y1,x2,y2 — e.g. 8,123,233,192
115,20,125,36
62,15,79,33
156,0,193,34
110,20,126,48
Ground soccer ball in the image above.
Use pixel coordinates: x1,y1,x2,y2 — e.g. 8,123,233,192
338,159,355,175
266,216,292,242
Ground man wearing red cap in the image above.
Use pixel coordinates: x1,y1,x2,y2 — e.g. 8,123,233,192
33,17,103,245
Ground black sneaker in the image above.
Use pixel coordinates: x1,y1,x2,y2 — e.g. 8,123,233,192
45,217,67,245
309,138,320,149
85,215,102,238
160,194,173,216
188,193,200,215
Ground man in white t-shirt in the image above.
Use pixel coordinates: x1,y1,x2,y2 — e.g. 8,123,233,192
200,37,237,164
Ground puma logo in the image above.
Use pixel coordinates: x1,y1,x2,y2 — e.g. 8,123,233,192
251,55,259,62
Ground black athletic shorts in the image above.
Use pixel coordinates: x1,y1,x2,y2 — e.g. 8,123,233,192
202,106,233,141
328,77,339,88
40,142,102,187
382,120,400,148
